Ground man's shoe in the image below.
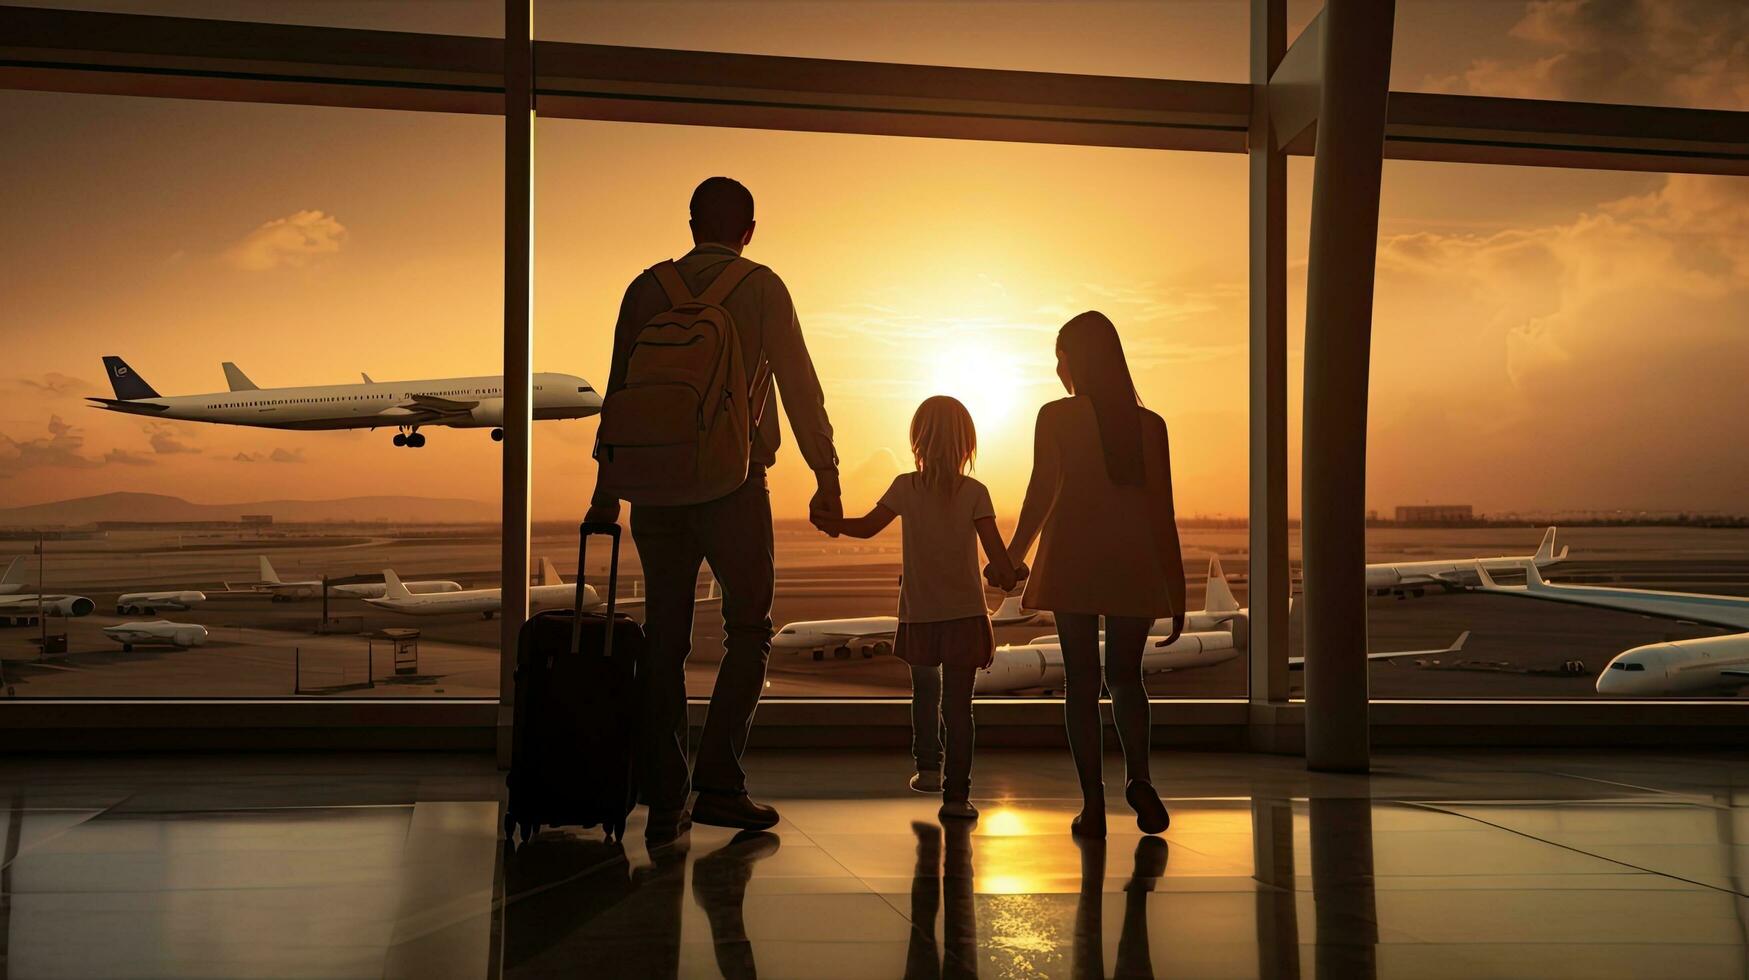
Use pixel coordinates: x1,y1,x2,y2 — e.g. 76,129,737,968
691,791,780,831
645,810,693,849
938,799,979,820
910,770,943,794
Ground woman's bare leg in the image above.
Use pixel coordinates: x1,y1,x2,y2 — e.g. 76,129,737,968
1056,612,1106,831
1101,615,1153,784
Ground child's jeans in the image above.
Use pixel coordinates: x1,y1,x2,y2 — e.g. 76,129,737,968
909,664,977,800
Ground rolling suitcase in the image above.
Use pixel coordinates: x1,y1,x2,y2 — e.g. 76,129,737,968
505,521,645,843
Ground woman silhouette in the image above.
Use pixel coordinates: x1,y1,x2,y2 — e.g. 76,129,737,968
1006,311,1187,838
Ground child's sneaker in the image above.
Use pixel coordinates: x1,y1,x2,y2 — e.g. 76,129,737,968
939,799,979,820
909,770,943,794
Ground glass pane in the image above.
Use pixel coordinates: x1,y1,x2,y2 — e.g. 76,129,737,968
1363,159,1749,699
0,90,505,697
537,0,1247,81
7,0,503,35
535,121,1248,698
1393,0,1749,111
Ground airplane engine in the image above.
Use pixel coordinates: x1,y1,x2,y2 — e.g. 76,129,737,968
175,626,209,647
46,596,95,617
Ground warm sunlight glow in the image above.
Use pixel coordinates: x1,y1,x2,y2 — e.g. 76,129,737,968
977,807,1033,837
924,336,1023,439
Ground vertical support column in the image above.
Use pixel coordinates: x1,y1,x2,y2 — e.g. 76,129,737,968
497,0,534,767
1300,0,1394,772
1248,0,1292,743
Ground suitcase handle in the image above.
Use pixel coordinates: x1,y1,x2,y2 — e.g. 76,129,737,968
570,521,621,658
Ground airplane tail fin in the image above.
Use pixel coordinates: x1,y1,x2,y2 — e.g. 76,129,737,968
1204,556,1240,613
101,356,161,400
1534,526,1568,564
539,557,564,587
258,556,281,583
381,568,412,600
0,557,24,587
361,372,375,384
705,578,719,601
222,362,259,392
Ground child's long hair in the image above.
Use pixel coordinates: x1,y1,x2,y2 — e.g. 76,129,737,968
910,395,977,493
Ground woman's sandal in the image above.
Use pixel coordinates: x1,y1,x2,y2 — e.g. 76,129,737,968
1125,779,1170,835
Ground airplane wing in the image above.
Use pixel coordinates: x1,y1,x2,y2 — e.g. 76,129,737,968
404,394,478,416
1721,669,1749,679
1288,631,1469,669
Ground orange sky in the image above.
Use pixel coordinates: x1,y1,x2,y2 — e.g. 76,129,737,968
2,1,1744,520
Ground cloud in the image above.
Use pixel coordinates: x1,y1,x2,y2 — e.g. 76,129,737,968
144,422,200,455
222,210,348,271
844,447,904,499
233,447,305,464
15,373,89,397
1369,174,1749,511
1423,0,1749,109
104,449,152,466
0,415,149,476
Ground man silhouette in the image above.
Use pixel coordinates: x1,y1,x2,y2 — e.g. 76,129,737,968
587,177,840,846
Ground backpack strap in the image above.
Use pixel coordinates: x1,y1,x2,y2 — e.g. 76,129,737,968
698,257,761,308
650,261,693,308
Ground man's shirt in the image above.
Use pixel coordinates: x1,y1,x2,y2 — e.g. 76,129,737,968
602,243,838,476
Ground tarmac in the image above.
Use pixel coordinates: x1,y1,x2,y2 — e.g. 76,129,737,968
2,523,1744,700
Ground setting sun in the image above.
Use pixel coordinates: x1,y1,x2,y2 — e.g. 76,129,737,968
925,336,1024,439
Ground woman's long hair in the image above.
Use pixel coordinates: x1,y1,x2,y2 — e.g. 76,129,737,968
1058,311,1143,486
910,395,977,493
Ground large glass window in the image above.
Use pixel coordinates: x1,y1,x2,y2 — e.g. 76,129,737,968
0,90,505,697
1360,160,1749,699
537,0,1247,81
534,121,1249,698
1391,0,1749,112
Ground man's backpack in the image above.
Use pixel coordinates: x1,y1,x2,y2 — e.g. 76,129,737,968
594,257,770,506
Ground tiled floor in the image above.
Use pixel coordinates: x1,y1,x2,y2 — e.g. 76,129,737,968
3,749,1749,978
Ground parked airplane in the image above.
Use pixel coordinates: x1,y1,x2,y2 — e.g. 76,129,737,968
116,590,206,614
244,557,464,601
1471,562,1749,696
774,559,1244,662
1367,526,1566,598
0,593,96,618
365,558,715,619
976,630,1468,695
773,593,1052,661
0,558,27,595
102,620,209,651
88,356,601,448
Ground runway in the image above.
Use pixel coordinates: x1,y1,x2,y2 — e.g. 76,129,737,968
1,524,1744,700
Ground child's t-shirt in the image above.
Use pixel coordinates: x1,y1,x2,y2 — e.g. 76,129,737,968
879,472,996,624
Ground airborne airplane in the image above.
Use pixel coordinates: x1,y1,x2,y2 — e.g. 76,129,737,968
88,356,601,448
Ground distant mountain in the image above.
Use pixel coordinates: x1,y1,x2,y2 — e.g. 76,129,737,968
0,492,497,526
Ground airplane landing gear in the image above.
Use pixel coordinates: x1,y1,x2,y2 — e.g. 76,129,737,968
491,428,504,442
393,428,426,448
393,433,406,447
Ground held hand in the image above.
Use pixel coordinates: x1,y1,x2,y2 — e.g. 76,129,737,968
1163,613,1185,647
983,562,1017,593
808,486,842,537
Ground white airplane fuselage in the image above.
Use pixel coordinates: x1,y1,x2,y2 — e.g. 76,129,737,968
1596,634,1749,696
116,590,206,614
102,620,208,649
976,631,1240,694
263,580,465,601
367,583,600,619
0,594,95,617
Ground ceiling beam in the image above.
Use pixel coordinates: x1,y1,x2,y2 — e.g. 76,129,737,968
4,4,1745,173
